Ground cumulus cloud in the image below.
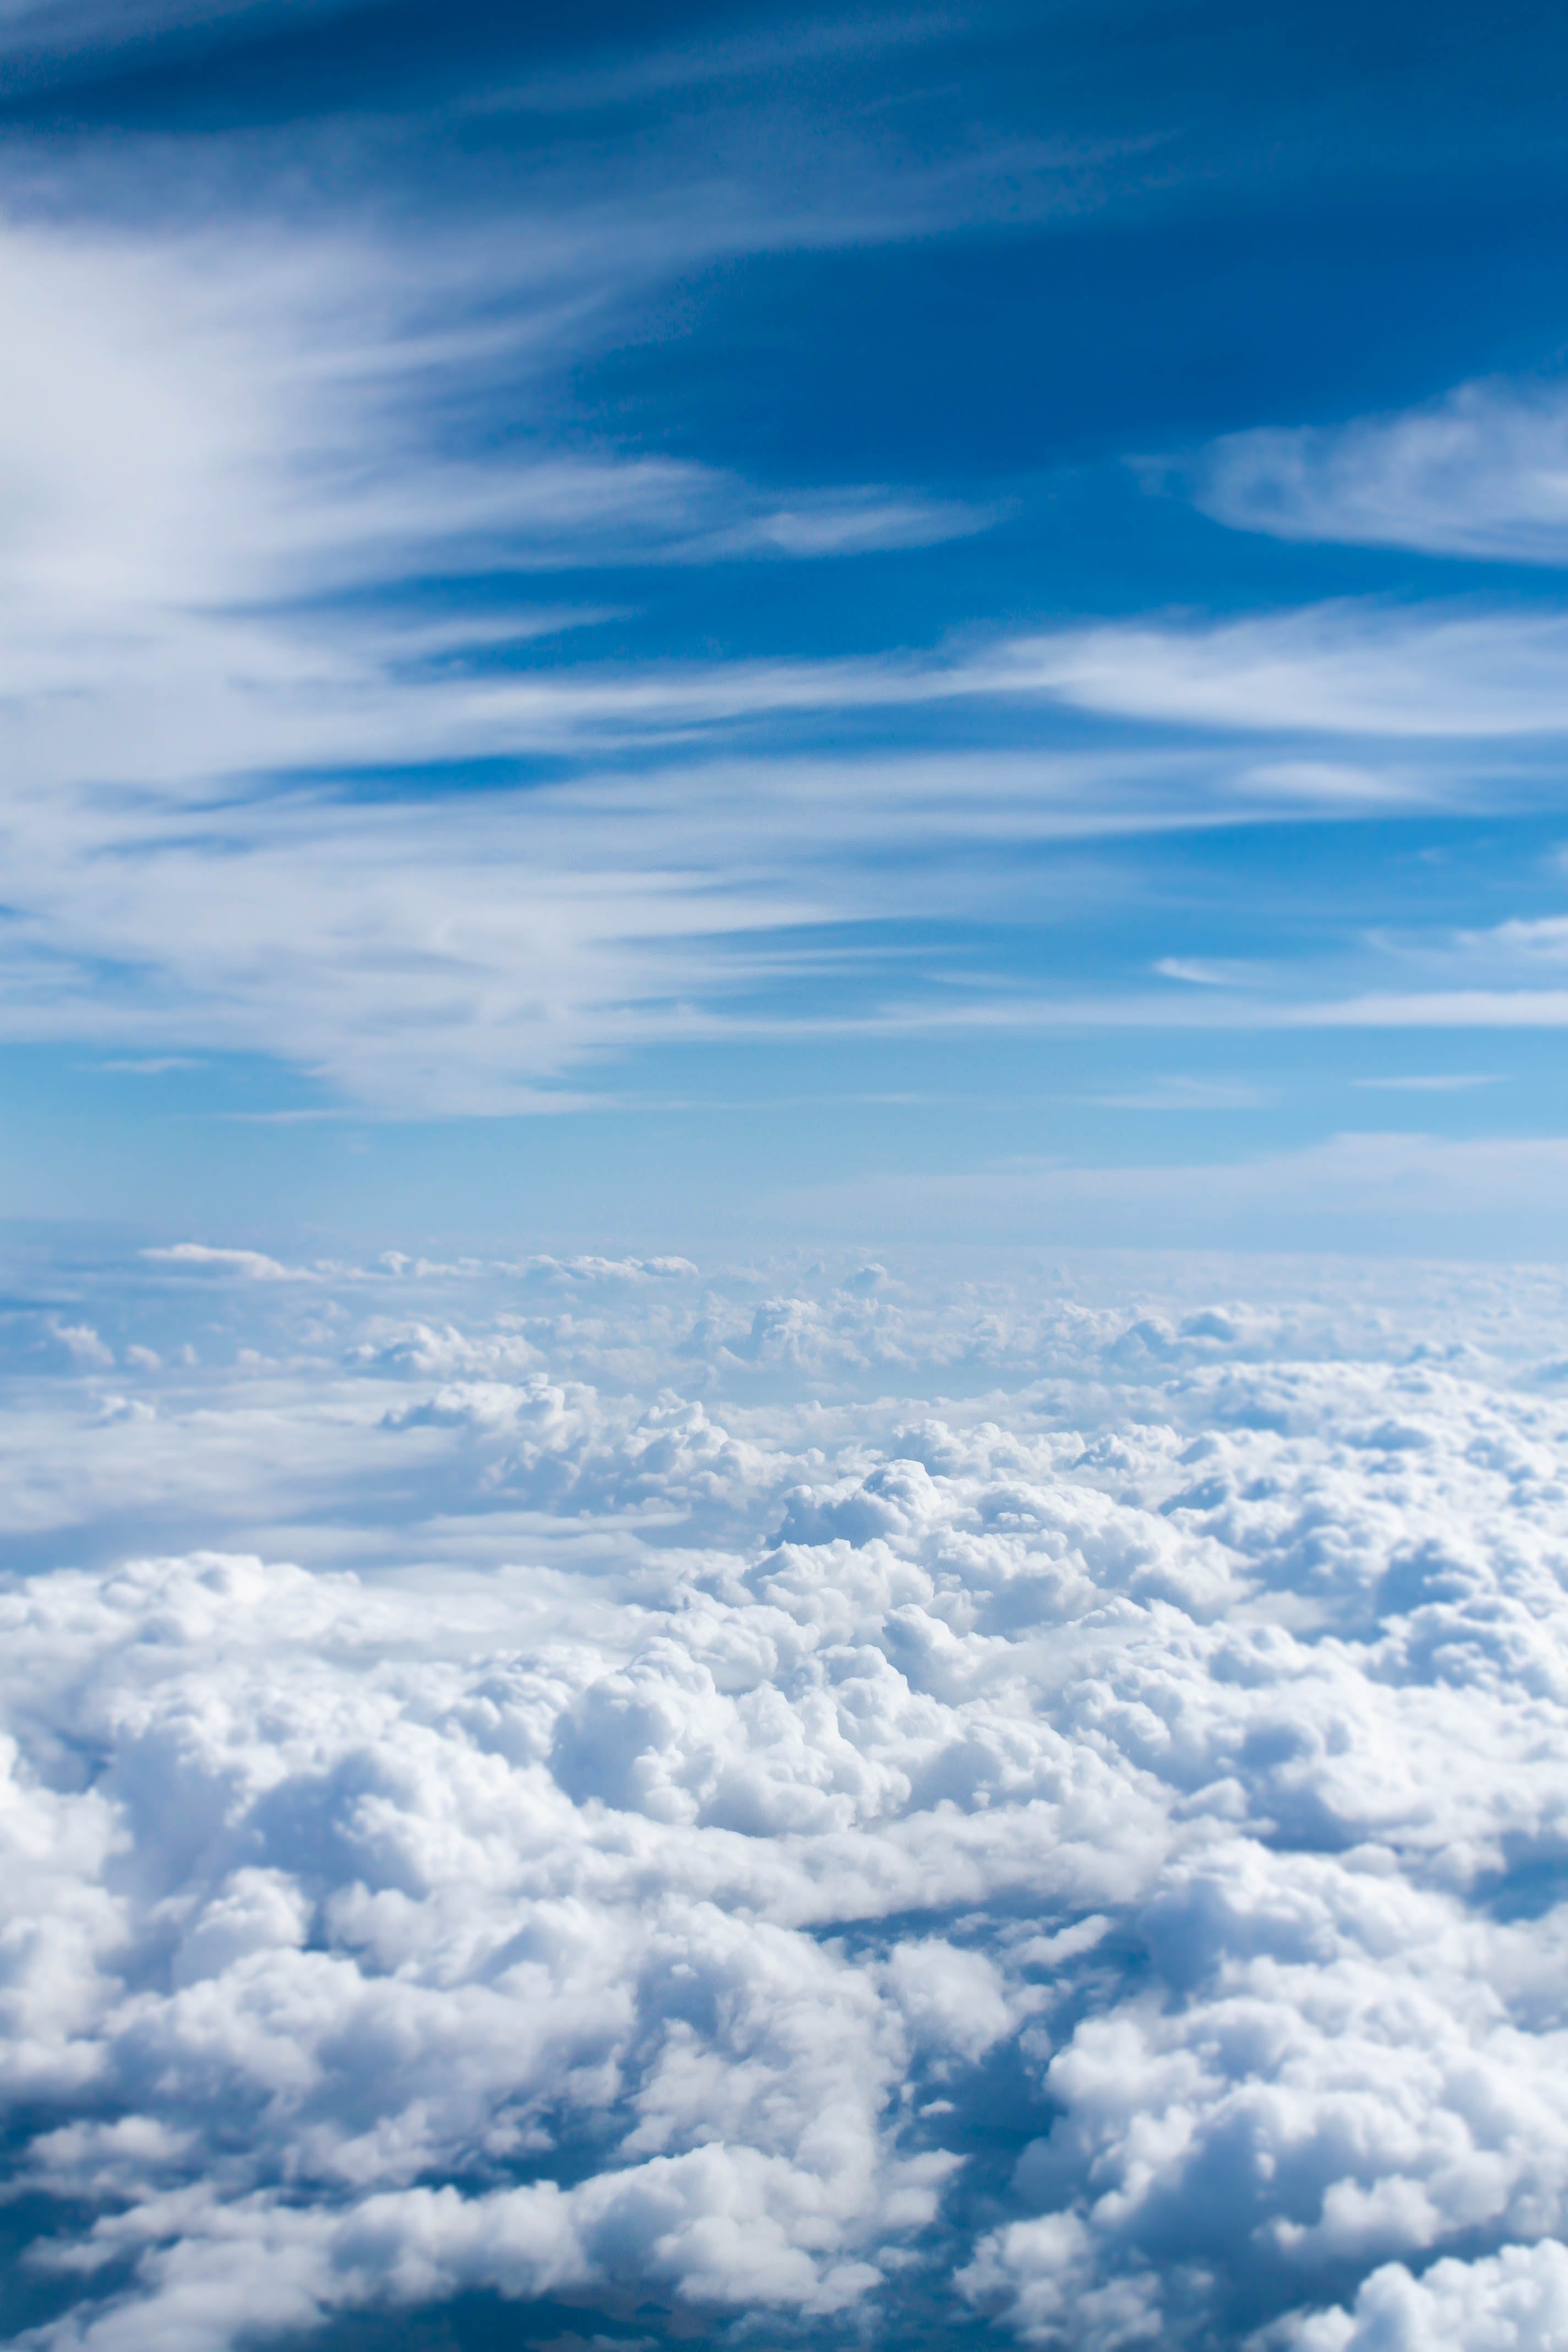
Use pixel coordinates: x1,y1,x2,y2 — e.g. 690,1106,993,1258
1279,2240,1568,2349
5,1245,1568,2348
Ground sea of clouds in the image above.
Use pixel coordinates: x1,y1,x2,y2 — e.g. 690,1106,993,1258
6,1239,1568,2352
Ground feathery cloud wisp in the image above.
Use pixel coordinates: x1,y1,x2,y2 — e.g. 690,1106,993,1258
1191,377,1568,565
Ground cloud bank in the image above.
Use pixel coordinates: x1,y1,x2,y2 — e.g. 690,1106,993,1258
6,1245,1568,2349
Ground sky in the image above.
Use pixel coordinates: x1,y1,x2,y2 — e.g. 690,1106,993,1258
15,14,1568,2352
2,0,1568,1250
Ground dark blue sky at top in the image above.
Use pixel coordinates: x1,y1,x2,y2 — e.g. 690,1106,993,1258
2,0,1567,1249
17,3,1561,505
16,0,1567,555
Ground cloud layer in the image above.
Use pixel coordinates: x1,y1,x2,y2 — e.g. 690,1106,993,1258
6,1245,1568,2349
7,132,1568,1119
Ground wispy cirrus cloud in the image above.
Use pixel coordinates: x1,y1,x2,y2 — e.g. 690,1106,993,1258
0,0,286,37
0,742,1310,1113
0,204,982,650
998,601,1568,738
783,1126,1568,1245
1351,1072,1502,1091
1291,910,1568,1032
1189,376,1568,565
0,190,1533,1114
6,67,1568,1122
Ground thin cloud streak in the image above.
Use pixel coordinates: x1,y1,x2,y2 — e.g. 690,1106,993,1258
781,1128,1568,1244
1302,990,1568,1027
1004,604,1568,738
1193,376,1568,566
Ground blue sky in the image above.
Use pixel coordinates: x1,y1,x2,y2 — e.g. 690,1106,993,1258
3,0,1568,1251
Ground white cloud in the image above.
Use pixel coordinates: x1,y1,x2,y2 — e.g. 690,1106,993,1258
9,178,1568,1111
1193,378,1568,566
0,711,1390,1112
994,602,1568,738
4,191,1568,1110
1350,1075,1501,1092
1306,992,1568,1027
1281,2240,1568,2350
141,1244,313,1280
3,35,1567,1120
1088,1076,1270,1110
0,203,980,685
6,1248,1568,2347
0,197,1198,1106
